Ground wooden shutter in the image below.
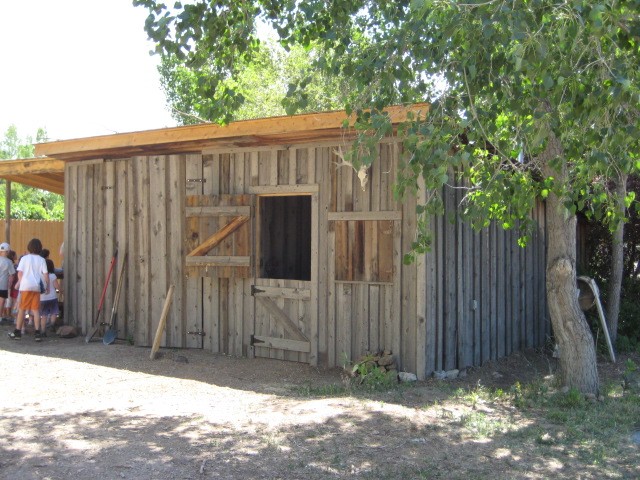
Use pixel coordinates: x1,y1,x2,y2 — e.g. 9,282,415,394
185,194,253,278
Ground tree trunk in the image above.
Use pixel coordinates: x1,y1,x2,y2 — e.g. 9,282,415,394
541,138,599,395
606,172,627,344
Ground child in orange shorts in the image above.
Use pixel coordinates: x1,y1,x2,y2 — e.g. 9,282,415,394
8,239,49,342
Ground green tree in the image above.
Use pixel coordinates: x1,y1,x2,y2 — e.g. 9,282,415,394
135,0,640,394
0,125,47,159
0,125,64,220
158,38,354,124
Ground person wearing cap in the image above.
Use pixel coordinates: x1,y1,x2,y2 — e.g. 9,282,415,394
0,242,16,323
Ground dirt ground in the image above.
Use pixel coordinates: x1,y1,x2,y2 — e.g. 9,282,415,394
0,325,637,480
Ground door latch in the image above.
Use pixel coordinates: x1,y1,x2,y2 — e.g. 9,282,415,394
187,330,206,336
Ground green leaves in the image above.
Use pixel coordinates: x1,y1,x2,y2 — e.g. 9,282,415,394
543,75,554,90
135,0,640,239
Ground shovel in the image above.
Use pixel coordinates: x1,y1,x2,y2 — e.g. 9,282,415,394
85,249,117,343
104,252,127,345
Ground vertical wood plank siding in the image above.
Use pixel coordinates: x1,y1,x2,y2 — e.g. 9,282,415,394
415,179,549,376
65,138,548,379
65,157,186,347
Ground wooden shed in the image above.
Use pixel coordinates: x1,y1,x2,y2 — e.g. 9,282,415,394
34,104,549,378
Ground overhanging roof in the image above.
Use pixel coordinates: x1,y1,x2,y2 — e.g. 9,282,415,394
34,104,429,162
0,158,65,195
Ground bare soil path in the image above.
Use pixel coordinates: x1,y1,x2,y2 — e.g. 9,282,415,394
0,328,636,480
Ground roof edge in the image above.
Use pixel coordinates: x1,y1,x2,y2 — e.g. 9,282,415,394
0,157,65,175
34,103,429,160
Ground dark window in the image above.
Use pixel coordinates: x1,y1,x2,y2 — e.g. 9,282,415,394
259,195,311,281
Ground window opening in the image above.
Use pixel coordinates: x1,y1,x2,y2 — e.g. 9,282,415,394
258,195,311,281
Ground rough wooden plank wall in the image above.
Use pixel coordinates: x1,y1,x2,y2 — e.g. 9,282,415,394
325,141,404,368
416,185,549,378
115,160,130,341
148,156,168,348
64,163,77,330
73,155,185,349
80,164,93,335
205,145,314,362
65,139,549,376
167,155,185,348
316,146,329,366
185,154,204,349
134,158,150,345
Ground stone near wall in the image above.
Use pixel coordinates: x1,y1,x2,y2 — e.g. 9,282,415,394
350,350,399,381
56,326,77,338
399,372,418,382
445,369,459,379
378,354,395,367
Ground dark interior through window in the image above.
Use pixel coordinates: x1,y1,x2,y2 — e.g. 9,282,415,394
258,195,311,281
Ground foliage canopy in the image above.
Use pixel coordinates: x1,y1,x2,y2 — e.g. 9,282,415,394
158,39,356,124
135,0,639,238
0,125,64,220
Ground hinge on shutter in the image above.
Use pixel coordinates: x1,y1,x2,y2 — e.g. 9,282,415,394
101,186,113,190
250,334,264,346
187,330,206,336
187,178,206,183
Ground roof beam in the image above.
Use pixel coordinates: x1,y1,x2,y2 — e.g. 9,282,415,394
0,158,64,175
34,103,430,161
0,158,65,195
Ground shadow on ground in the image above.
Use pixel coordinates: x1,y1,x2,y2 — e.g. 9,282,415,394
2,406,636,479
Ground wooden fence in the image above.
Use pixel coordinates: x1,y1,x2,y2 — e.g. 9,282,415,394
0,219,64,268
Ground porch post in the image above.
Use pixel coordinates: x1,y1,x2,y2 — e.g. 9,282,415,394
4,180,10,243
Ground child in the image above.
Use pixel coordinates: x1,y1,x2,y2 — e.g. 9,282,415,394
0,243,15,323
4,250,18,320
9,238,49,342
40,258,60,334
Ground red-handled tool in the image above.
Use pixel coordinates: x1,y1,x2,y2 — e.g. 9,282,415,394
85,249,118,343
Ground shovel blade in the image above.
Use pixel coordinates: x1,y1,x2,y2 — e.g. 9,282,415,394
103,328,117,345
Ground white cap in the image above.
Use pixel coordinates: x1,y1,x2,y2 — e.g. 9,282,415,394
0,243,9,252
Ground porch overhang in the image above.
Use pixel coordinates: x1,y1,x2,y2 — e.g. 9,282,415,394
0,157,65,195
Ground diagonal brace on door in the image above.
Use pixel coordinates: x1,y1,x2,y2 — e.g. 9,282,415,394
255,296,309,342
187,215,249,257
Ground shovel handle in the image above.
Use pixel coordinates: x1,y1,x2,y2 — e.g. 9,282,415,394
97,249,118,312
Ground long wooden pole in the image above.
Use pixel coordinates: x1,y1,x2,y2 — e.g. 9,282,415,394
4,180,10,243
150,284,175,360
107,252,128,328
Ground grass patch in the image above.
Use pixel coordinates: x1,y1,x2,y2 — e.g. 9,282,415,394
446,373,639,473
460,411,511,438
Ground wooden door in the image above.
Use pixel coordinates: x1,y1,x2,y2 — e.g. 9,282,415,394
251,193,318,364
